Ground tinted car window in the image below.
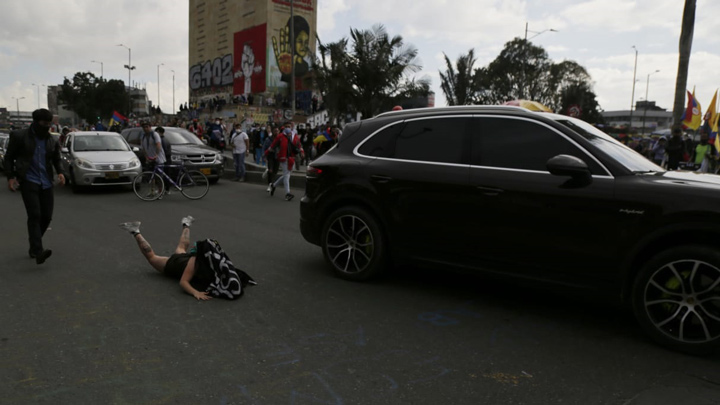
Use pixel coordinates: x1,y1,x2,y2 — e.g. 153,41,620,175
357,122,405,158
472,117,603,174
161,128,203,145
556,118,662,173
124,129,142,145
359,117,468,164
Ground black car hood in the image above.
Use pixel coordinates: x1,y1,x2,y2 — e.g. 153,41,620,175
643,170,720,188
169,144,218,155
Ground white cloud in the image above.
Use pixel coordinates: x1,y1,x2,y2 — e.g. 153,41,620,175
2,0,720,118
317,0,350,32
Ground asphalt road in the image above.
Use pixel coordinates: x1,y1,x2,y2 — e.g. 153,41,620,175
0,180,718,405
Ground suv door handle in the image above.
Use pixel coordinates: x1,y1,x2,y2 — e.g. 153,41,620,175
371,175,392,184
476,186,504,196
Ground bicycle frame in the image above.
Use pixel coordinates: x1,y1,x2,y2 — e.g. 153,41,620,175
150,164,187,191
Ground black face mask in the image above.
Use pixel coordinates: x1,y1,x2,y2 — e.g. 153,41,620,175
31,122,50,137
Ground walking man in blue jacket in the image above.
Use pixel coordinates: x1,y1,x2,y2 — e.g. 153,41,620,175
4,108,66,264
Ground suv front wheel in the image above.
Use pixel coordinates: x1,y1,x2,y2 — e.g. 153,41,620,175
321,206,386,281
632,245,720,355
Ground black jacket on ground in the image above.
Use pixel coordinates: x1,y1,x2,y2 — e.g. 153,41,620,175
3,127,64,183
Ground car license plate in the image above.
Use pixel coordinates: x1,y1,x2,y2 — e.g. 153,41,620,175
105,172,119,179
200,168,211,175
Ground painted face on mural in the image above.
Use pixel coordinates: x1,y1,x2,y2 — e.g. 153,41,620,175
295,30,309,58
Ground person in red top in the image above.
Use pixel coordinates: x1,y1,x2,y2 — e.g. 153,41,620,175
264,128,303,201
188,119,204,140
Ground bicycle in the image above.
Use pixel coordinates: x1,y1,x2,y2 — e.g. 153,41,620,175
132,161,210,201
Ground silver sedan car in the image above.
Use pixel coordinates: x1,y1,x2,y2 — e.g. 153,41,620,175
60,131,142,192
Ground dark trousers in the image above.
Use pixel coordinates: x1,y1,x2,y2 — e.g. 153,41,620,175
20,181,54,254
267,155,279,184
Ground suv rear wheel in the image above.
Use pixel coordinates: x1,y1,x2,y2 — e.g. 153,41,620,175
632,245,720,355
321,206,386,281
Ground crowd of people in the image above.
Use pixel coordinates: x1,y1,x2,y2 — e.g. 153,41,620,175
183,117,340,199
620,125,719,172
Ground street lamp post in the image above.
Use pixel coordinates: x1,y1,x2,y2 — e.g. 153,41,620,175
524,21,558,40
642,70,660,135
290,0,296,119
91,60,103,78
31,83,44,108
522,22,557,99
170,69,176,115
157,63,164,112
117,44,135,115
12,96,26,124
629,46,638,131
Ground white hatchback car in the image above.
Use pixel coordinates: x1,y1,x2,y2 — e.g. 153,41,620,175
60,131,142,192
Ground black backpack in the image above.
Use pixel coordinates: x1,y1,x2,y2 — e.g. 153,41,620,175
286,134,300,155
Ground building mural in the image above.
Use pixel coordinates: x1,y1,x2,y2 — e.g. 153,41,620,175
267,0,314,91
233,24,267,95
189,54,234,92
189,0,317,102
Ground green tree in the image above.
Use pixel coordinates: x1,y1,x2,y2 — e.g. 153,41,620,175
559,82,605,124
59,72,129,124
672,0,696,127
475,38,553,105
315,37,354,123
439,49,479,105
469,38,602,122
313,24,430,120
545,60,592,112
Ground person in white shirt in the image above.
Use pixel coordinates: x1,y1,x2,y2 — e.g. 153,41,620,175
230,124,249,181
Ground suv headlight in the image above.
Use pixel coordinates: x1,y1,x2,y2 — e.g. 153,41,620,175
216,154,224,163
171,154,182,162
75,158,94,169
128,158,140,168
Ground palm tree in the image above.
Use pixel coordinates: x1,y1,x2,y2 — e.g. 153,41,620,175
439,49,478,105
313,24,430,120
672,0,696,127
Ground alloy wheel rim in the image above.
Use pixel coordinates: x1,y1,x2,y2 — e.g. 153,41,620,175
326,215,374,274
644,259,720,344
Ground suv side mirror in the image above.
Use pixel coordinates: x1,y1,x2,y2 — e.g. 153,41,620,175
547,154,592,185
132,146,140,152
61,147,69,153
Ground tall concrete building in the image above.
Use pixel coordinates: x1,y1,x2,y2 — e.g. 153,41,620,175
189,0,317,118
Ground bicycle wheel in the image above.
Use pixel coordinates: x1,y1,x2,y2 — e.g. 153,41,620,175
179,170,210,200
133,171,165,201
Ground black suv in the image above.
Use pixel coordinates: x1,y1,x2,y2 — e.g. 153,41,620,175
300,106,720,355
121,126,224,183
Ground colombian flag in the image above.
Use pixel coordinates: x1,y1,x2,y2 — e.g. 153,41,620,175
705,89,718,142
108,110,127,128
713,110,720,152
681,89,702,130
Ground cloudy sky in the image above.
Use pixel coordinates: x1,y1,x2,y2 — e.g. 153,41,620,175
1,0,719,117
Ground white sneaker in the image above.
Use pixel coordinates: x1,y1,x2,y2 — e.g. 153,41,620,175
181,216,195,227
119,221,141,234
266,184,272,192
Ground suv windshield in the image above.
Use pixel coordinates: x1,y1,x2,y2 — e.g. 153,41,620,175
73,135,130,152
160,128,203,145
555,118,664,173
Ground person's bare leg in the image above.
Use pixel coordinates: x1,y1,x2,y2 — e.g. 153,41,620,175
120,221,167,272
175,215,195,254
134,233,168,273
175,226,191,254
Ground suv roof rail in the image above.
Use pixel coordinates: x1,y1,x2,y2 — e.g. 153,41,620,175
374,105,532,119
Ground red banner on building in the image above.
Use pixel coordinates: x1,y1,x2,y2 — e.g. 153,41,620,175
233,24,267,95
